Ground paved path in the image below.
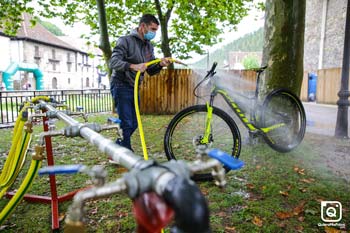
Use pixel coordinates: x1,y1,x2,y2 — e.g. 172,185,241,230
303,102,350,136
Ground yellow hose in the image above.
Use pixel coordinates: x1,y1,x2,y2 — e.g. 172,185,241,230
134,58,182,160
0,103,31,189
31,96,51,104
0,131,32,198
134,59,162,160
0,159,42,225
134,58,184,233
0,97,49,224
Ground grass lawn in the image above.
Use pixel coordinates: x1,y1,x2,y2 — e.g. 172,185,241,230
0,113,349,232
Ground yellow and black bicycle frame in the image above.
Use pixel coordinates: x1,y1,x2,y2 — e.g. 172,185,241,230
199,85,286,145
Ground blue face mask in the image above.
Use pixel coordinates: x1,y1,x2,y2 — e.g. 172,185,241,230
144,31,156,40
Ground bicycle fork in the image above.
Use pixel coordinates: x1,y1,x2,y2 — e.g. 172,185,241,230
200,102,213,144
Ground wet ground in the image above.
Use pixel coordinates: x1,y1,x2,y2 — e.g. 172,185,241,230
304,102,350,136
303,102,350,182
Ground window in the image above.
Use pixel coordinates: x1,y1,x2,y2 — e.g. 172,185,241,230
68,78,71,84
52,77,58,89
34,46,40,57
52,49,56,59
34,46,41,66
34,58,41,67
86,77,90,88
66,53,72,72
67,63,72,72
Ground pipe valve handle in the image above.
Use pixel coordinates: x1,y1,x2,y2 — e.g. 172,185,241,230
107,117,122,124
208,149,244,170
38,164,85,175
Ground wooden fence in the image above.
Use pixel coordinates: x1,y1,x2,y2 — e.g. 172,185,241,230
139,69,259,114
300,68,350,104
139,69,198,114
316,68,350,104
139,67,347,115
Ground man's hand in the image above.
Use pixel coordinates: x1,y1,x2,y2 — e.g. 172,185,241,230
159,57,172,67
130,63,147,72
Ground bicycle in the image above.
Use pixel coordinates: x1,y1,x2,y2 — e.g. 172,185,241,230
164,62,306,180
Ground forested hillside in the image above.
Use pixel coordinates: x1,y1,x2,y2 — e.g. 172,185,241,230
192,27,263,68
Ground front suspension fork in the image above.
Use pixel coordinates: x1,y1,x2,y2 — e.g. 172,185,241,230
200,102,213,144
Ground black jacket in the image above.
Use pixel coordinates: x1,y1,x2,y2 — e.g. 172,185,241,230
109,28,162,88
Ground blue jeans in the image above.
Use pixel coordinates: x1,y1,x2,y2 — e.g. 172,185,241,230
110,86,118,112
115,86,139,151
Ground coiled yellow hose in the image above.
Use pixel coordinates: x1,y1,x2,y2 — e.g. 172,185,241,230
0,102,31,196
0,159,42,225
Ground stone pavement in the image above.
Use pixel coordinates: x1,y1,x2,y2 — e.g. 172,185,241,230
303,101,350,136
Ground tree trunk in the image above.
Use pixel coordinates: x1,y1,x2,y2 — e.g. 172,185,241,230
155,0,174,69
160,17,174,69
260,0,306,97
95,0,112,77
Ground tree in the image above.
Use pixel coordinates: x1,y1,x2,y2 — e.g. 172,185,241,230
0,1,36,36
242,55,260,69
38,19,65,36
260,0,305,96
0,0,259,69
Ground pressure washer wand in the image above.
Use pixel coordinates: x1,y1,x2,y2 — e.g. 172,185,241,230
170,58,188,66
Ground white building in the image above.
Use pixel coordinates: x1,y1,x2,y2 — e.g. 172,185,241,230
0,14,106,90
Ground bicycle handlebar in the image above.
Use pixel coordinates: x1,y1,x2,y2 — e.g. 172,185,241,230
208,62,218,76
193,62,219,98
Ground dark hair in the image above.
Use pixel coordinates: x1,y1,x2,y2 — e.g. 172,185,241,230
139,14,159,26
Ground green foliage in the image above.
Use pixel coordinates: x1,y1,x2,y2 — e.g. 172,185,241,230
193,27,264,68
0,0,35,36
37,18,65,36
0,0,260,60
242,54,260,69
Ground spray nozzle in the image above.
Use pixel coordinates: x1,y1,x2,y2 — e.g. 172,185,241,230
170,58,188,66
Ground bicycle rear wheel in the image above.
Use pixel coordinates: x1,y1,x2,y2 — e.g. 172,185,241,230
261,89,306,152
164,105,241,181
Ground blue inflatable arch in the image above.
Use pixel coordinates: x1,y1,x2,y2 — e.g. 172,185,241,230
2,62,44,90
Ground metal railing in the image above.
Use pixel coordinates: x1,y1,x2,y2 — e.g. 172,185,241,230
0,89,113,127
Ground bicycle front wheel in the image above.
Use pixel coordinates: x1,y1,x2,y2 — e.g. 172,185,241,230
164,105,241,181
261,89,306,152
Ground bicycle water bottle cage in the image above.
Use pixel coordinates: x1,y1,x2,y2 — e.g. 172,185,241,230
208,149,244,171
